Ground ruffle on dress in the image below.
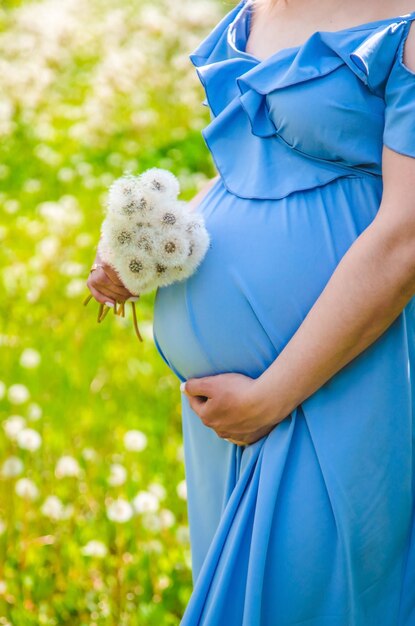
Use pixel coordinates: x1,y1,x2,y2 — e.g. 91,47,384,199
189,0,415,199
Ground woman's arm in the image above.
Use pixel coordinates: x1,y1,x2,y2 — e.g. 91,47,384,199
182,145,415,443
188,173,220,209
252,143,415,426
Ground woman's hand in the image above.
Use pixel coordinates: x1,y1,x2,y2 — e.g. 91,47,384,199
181,373,287,446
86,249,137,306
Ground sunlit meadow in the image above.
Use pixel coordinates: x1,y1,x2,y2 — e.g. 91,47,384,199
0,0,223,623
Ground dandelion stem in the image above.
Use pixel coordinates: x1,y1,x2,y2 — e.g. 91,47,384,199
83,293,93,306
99,305,111,322
97,303,104,323
131,302,143,342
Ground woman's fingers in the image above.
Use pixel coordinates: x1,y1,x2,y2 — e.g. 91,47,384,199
87,283,115,306
101,263,126,287
88,269,133,302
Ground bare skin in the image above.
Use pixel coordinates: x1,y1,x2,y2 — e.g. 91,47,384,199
246,0,415,61
181,0,415,445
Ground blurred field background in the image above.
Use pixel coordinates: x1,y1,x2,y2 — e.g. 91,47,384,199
0,0,225,623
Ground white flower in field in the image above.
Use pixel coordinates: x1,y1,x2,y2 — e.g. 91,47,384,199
15,478,39,500
59,261,85,277
0,381,5,400
57,167,75,183
24,179,42,193
7,383,30,404
82,447,97,462
132,490,159,514
176,525,190,544
176,480,187,500
0,580,6,595
27,403,42,421
16,428,42,452
123,430,148,452
55,455,81,478
37,236,60,260
145,539,163,554
19,348,41,369
148,482,166,501
3,415,26,440
1,456,24,478
106,498,134,523
41,495,73,521
141,512,161,532
81,540,108,558
108,463,127,486
159,508,176,529
65,278,87,298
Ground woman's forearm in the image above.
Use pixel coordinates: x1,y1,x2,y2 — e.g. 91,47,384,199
254,209,415,424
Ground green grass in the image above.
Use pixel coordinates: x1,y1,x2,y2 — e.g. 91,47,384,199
0,0,223,622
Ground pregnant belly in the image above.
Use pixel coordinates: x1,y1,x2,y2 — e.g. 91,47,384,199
153,175,383,382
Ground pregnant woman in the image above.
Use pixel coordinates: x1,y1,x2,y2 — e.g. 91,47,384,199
88,0,415,623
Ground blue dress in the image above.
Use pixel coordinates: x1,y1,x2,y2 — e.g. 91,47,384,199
153,0,415,623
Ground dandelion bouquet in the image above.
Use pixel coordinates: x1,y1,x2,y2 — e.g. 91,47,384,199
83,168,210,341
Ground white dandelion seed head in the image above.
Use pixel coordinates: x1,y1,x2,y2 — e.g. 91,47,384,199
106,498,134,523
182,226,211,275
16,427,42,452
148,482,167,501
150,202,187,231
113,252,157,296
133,225,157,256
123,429,148,452
19,348,41,369
15,477,39,500
81,447,98,462
81,540,108,558
132,490,160,514
41,495,73,520
138,167,180,201
27,403,42,421
141,512,162,532
176,479,187,500
7,383,30,405
55,455,81,479
99,168,210,293
106,174,158,220
3,415,26,440
106,173,141,217
159,508,176,529
151,228,191,268
144,539,163,553
183,211,206,235
100,216,136,255
108,463,127,487
1,456,24,478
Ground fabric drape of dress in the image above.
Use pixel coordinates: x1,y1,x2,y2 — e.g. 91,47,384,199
152,0,415,623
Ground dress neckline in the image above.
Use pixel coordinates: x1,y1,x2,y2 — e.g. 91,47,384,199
229,0,415,63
